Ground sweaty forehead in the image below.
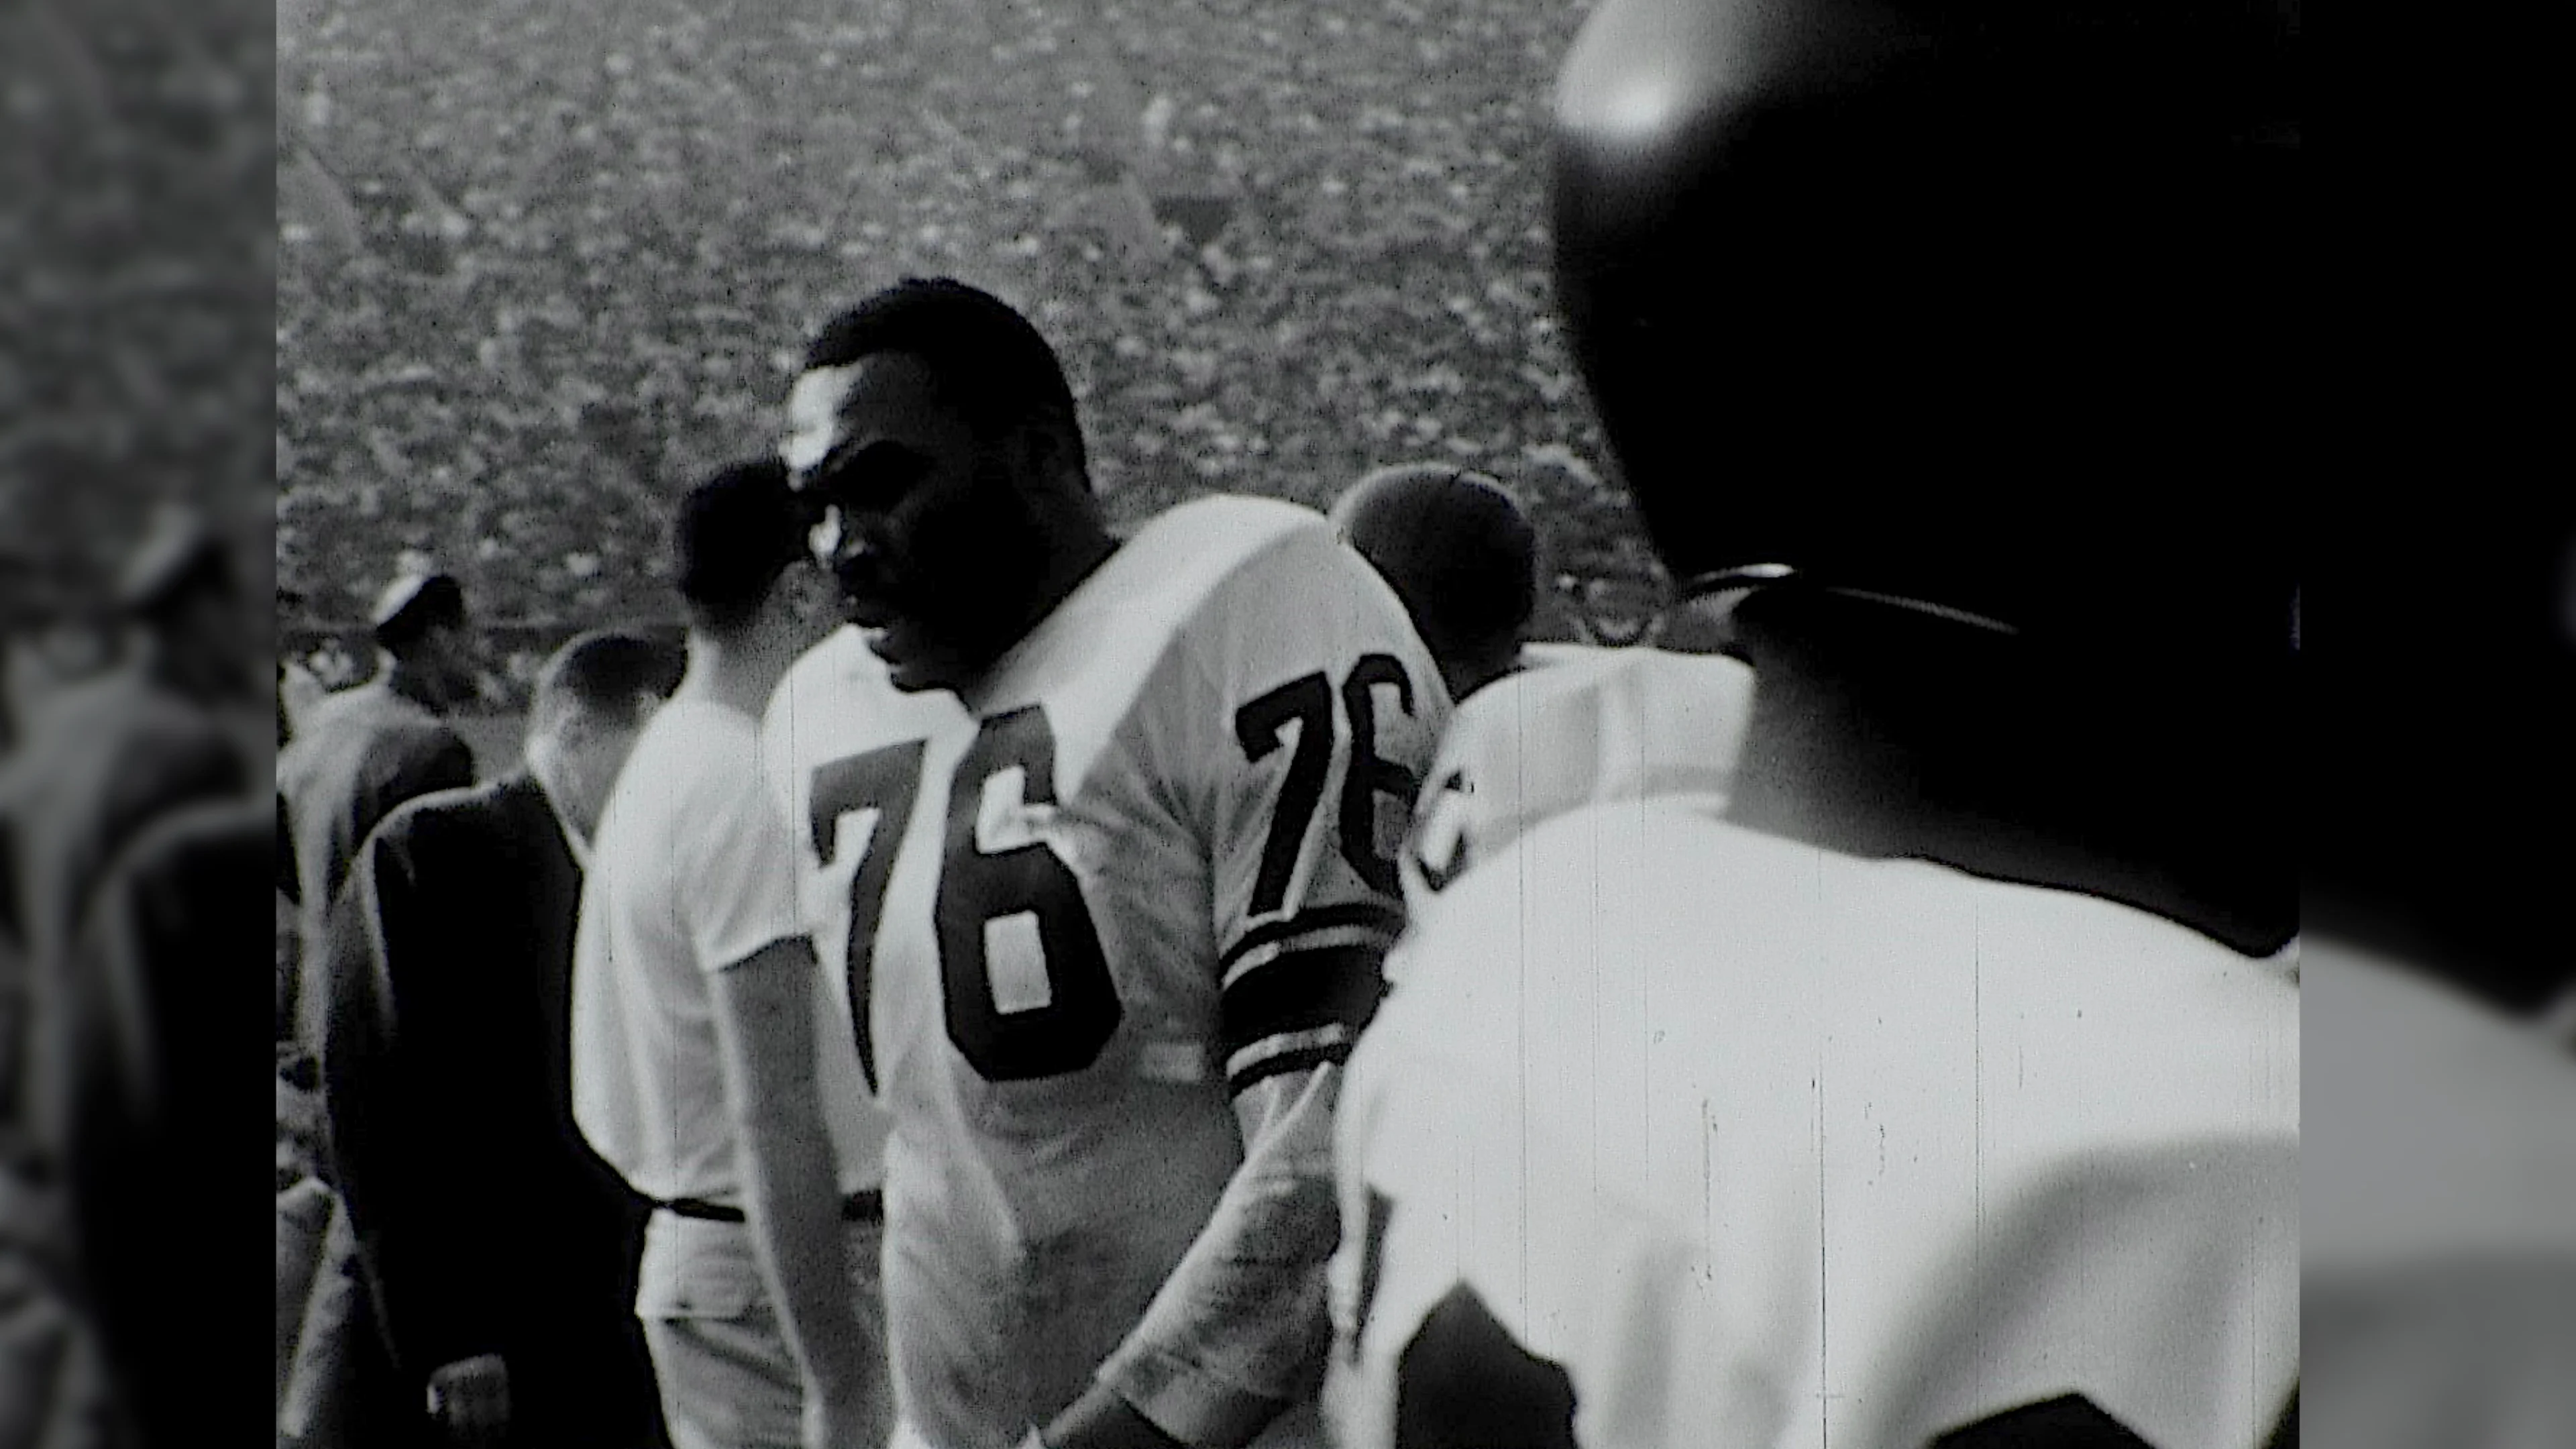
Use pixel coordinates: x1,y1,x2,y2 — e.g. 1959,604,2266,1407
782,364,861,473
782,353,960,473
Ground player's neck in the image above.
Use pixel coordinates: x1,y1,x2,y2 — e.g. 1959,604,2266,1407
1727,594,2293,955
678,630,792,720
1010,521,1122,647
381,653,457,714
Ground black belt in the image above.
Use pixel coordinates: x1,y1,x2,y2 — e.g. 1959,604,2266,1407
655,1190,882,1224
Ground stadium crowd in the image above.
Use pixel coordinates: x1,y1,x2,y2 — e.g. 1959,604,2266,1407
276,0,1640,643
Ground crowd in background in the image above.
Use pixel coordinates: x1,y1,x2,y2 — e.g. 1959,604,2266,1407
276,0,1647,638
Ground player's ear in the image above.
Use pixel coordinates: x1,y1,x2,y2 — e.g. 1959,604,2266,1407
1011,415,1083,496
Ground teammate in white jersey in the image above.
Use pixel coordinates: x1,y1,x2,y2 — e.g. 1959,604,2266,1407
1324,0,2304,1444
1399,638,1753,906
759,279,1448,1449
1328,464,1539,707
574,462,893,1449
1326,462,1756,904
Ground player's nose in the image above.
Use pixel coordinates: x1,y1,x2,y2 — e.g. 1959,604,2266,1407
826,528,900,602
809,504,878,568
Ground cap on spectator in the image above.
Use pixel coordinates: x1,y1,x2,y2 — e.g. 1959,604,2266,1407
370,569,467,651
117,505,232,616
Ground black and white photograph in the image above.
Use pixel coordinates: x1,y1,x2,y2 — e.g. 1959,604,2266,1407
7,0,2576,1446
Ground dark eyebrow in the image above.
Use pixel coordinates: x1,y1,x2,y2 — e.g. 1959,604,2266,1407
804,439,933,510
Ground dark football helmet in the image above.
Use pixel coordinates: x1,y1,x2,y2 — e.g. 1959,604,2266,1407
1551,0,2302,655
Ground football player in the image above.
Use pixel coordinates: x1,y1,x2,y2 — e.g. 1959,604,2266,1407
1397,628,1753,906
759,278,1448,1449
1326,462,1756,906
1324,0,2301,1446
1328,464,1540,706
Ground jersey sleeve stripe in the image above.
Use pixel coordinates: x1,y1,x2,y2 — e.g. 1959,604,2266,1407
1222,922,1397,989
1225,1030,1354,1095
1220,942,1388,1077
1220,901,1405,971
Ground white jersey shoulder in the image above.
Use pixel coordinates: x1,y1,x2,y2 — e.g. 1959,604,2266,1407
1403,643,1754,904
967,493,1368,781
1332,802,2300,1449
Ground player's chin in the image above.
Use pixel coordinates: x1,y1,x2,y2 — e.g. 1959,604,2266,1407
861,627,973,695
882,658,963,694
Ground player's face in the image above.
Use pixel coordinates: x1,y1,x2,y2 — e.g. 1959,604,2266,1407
1580,574,1664,647
770,557,843,653
785,354,1053,694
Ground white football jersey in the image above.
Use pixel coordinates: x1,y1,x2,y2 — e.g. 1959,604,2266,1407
1402,643,1754,906
1329,798,2299,1449
765,496,1448,1447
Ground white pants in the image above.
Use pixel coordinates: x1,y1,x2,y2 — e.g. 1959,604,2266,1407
637,1212,891,1449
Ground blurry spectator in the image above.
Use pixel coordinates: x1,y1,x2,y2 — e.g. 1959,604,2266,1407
0,1157,112,1449
276,568,479,1069
313,631,680,1449
308,641,362,692
0,507,255,1145
1329,462,1536,703
1563,550,1668,649
26,617,119,692
52,798,270,1449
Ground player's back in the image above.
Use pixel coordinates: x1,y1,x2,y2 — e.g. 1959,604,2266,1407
1332,798,2298,1449
1405,643,1753,900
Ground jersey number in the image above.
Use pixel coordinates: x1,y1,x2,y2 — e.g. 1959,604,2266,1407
808,706,1118,1087
1931,1397,2156,1448
1233,653,1420,910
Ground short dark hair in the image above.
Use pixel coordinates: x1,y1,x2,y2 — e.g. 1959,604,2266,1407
373,574,467,653
802,277,1087,472
528,630,684,738
674,458,805,637
1333,464,1539,660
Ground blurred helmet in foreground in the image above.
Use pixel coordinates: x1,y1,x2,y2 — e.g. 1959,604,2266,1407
1551,0,2302,655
